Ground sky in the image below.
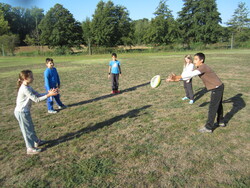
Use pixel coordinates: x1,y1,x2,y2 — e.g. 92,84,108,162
1,0,250,25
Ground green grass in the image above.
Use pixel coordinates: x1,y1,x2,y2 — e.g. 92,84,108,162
0,49,249,187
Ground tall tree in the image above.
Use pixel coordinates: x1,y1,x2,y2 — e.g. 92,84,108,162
82,17,93,55
145,0,178,45
178,0,221,46
39,4,82,49
133,18,150,45
227,2,250,32
0,9,9,35
91,0,131,47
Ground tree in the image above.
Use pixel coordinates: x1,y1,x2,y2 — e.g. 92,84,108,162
227,2,250,32
82,17,93,55
91,0,131,47
145,0,178,45
0,34,19,56
0,9,9,35
178,0,222,46
39,4,82,50
133,19,150,45
227,2,250,48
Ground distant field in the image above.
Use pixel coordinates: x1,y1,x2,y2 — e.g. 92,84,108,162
0,50,249,187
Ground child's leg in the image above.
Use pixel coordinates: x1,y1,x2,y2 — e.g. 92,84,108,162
46,96,54,110
183,81,189,98
54,94,64,106
115,74,119,90
216,86,224,124
186,79,194,100
205,84,224,130
111,74,116,91
14,111,39,148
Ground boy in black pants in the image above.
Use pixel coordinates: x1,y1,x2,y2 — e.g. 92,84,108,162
167,52,225,133
108,53,122,94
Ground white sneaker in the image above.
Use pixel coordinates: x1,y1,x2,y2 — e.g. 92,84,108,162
27,148,42,155
58,105,67,109
198,127,213,133
189,100,194,104
48,110,57,114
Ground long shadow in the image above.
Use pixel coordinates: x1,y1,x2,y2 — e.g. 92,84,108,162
199,93,246,125
194,87,208,102
45,105,152,149
68,82,150,107
223,94,246,124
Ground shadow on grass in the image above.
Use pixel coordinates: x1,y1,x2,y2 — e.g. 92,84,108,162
45,105,152,149
199,93,246,125
194,87,208,102
67,82,150,107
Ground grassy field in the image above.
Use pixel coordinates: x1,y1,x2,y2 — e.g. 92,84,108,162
0,50,249,187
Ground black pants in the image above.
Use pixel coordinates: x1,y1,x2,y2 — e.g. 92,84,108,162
205,84,224,130
183,79,194,100
111,73,119,91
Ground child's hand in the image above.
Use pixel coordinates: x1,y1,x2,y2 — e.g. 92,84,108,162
108,74,111,79
47,89,58,97
120,73,122,78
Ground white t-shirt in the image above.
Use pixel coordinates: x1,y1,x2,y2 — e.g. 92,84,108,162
181,63,195,81
15,84,47,112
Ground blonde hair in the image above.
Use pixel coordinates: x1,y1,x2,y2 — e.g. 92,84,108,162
184,55,193,66
17,70,33,91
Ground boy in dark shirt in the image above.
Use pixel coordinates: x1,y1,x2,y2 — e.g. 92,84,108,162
167,53,225,133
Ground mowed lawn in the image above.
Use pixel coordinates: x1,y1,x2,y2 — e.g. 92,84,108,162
0,50,249,187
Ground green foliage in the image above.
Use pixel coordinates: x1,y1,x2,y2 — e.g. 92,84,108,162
0,9,9,35
178,0,222,46
0,34,19,56
91,0,132,47
145,0,179,45
133,19,150,45
82,17,93,55
227,2,250,32
39,4,82,49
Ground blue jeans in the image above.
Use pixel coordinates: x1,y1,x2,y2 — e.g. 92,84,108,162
14,111,39,148
46,94,64,110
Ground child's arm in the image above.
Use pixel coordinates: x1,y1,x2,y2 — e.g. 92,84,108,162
55,68,61,88
108,66,111,78
118,65,122,75
25,87,58,103
167,70,201,82
44,71,51,91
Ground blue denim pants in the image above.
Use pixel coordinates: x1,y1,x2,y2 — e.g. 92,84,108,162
14,111,39,148
46,94,63,110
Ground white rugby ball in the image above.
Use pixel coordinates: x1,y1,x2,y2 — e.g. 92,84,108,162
150,75,161,88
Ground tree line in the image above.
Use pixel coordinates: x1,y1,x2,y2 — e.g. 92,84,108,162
0,0,249,55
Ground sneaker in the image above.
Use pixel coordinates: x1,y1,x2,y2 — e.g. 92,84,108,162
58,105,67,109
115,90,121,94
34,140,47,148
48,110,57,114
189,100,194,104
218,122,226,127
198,127,213,133
27,147,42,155
182,97,189,100
111,91,116,94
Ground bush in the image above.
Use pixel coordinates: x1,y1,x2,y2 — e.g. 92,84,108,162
0,34,19,56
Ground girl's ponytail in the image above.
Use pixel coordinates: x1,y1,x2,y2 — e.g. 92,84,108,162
17,70,32,91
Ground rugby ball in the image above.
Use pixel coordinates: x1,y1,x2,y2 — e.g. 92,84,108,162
150,75,161,88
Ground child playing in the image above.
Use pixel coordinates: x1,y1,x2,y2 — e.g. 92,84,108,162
14,70,58,154
108,53,122,94
167,52,225,133
44,58,67,113
181,55,195,104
